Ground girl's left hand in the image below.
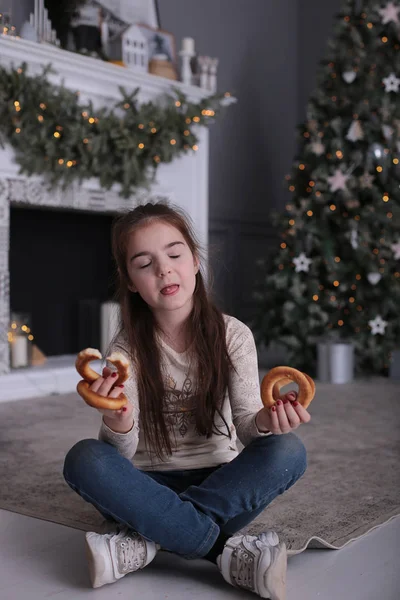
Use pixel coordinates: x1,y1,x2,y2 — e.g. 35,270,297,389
256,391,311,435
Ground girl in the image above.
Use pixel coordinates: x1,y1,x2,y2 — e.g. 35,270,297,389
63,202,310,600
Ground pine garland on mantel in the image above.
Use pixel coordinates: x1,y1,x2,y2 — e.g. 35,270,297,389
0,63,235,197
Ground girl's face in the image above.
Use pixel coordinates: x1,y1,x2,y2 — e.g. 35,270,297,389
126,221,199,321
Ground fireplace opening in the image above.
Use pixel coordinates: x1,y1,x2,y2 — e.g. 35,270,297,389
10,206,117,357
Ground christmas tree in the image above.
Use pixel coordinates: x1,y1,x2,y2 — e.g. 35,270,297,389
252,0,400,376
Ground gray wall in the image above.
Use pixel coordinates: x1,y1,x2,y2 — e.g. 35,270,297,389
298,0,342,120
11,0,343,321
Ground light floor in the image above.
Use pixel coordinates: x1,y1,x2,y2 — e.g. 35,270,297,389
0,509,399,600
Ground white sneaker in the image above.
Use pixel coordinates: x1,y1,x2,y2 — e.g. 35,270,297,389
85,527,159,588
217,531,287,599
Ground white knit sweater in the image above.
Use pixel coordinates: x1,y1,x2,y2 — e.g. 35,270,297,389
99,314,270,471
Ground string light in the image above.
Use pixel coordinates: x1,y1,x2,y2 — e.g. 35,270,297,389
83,138,89,144
299,164,305,170
349,297,355,303
307,210,313,216
376,166,383,172
333,280,340,287
394,158,399,165
382,193,389,202
192,145,199,151
338,320,344,326
138,124,144,129
336,151,343,159
313,294,319,301
289,185,295,192
153,155,160,163
281,243,287,249
356,274,362,280
335,256,341,263
53,131,61,138
382,36,388,43
184,130,190,136
185,118,191,124
170,139,176,145
193,116,200,123
82,111,88,118
175,101,181,107
123,103,130,109
151,127,157,133
138,143,145,149
37,115,44,122
289,219,295,226
58,159,64,165
15,128,21,134
330,204,336,211
88,117,95,124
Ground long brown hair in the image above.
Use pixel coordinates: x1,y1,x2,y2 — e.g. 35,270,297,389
111,202,233,460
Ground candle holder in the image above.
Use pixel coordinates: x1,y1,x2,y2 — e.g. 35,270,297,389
179,49,195,86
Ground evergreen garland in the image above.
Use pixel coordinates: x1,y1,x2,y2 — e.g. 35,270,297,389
0,63,231,197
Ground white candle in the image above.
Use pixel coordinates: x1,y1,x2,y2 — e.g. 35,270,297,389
182,37,195,54
11,335,28,368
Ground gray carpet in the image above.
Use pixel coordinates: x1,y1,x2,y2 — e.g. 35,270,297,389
0,378,399,555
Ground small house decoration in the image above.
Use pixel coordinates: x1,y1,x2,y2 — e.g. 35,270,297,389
121,24,149,72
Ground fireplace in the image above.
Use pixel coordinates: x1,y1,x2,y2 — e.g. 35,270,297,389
10,206,115,357
0,35,210,377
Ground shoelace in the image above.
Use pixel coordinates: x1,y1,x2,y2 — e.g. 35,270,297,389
231,542,257,591
116,531,147,573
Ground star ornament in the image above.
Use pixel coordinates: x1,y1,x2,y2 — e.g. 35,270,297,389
378,2,400,24
327,169,350,192
383,73,400,93
293,252,312,273
368,315,388,335
391,240,400,259
359,171,374,189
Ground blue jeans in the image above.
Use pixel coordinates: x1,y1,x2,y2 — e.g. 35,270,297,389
63,433,306,560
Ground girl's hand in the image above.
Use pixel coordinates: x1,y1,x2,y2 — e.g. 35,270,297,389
90,366,134,433
256,391,311,435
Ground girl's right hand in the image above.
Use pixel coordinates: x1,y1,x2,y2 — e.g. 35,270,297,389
90,366,134,433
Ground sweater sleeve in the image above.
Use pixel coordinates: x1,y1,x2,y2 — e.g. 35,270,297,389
226,317,272,446
98,340,140,460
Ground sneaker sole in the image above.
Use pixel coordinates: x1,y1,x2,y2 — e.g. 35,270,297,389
85,533,111,589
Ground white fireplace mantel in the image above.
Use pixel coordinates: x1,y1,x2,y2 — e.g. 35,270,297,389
0,35,211,377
